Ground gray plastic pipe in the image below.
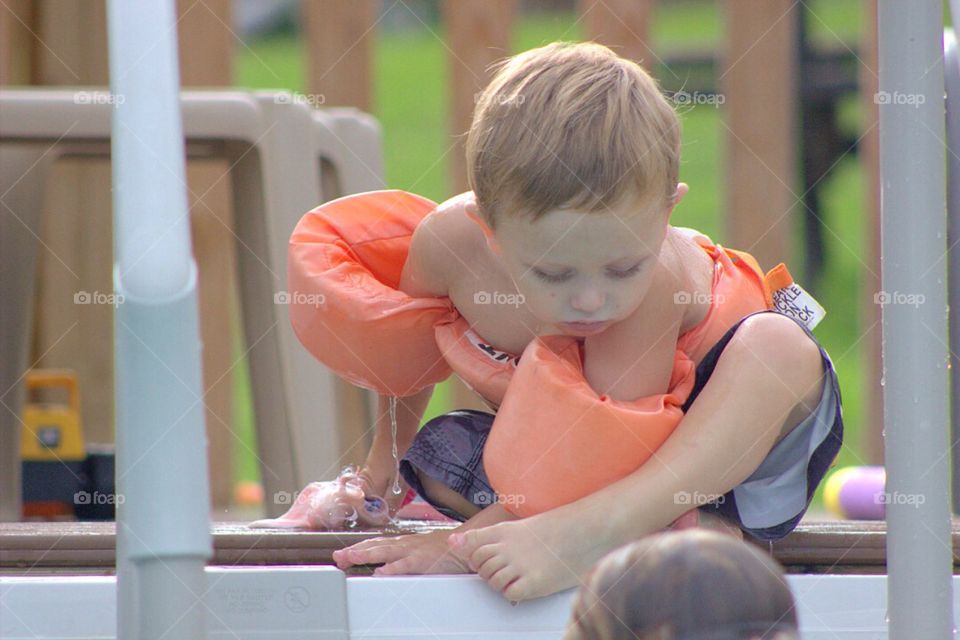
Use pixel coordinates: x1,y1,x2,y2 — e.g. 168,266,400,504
953,0,960,42
107,0,212,638
950,0,960,522
947,32,960,517
878,1,954,637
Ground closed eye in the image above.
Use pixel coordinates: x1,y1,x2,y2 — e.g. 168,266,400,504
532,268,573,284
533,262,644,283
607,263,643,279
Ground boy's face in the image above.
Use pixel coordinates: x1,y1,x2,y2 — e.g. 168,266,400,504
477,186,686,336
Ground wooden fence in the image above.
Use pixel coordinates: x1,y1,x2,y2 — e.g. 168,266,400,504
0,0,882,514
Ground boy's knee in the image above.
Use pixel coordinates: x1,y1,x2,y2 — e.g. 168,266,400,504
731,313,823,387
731,313,826,440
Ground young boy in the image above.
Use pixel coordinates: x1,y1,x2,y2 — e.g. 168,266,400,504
330,42,842,601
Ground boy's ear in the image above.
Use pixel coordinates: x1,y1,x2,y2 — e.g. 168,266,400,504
667,183,689,220
465,201,502,255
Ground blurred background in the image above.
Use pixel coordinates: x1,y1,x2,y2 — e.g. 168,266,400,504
3,0,925,519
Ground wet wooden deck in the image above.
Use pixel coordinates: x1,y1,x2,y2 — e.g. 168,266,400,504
1,520,957,575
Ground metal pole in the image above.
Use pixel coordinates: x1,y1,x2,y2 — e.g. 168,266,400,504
878,1,953,637
948,27,960,517
107,0,212,638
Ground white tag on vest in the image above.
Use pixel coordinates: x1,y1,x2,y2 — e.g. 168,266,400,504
771,282,826,330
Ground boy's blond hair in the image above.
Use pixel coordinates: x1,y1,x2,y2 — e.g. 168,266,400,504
466,41,680,228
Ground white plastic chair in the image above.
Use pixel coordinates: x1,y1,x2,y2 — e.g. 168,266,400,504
0,89,384,519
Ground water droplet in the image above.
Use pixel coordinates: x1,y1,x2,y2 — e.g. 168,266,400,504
880,376,886,387
389,396,402,495
344,506,358,528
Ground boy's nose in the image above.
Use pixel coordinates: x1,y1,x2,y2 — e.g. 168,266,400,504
571,289,605,313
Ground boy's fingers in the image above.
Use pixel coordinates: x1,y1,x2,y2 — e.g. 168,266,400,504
340,535,390,552
331,551,355,569
332,536,396,566
339,543,403,567
373,557,415,576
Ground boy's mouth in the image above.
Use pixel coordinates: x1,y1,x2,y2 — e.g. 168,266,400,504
561,320,611,335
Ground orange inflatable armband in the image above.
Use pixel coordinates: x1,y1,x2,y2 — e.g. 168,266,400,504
289,188,531,405
484,335,696,517
434,315,518,409
288,190,458,396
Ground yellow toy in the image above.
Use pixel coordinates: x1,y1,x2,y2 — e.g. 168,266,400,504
21,369,86,518
21,369,85,462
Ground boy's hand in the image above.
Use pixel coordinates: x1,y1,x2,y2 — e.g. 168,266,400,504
332,529,471,575
248,472,391,530
357,465,411,517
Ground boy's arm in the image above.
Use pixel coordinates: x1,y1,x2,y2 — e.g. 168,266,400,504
398,210,451,298
360,386,433,510
581,264,683,401
360,209,451,506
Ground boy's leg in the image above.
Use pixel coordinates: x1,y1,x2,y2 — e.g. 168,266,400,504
683,310,843,539
417,473,483,519
398,409,498,522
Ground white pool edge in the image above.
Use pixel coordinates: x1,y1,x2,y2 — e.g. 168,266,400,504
2,569,954,639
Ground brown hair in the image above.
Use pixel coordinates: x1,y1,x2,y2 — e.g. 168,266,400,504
466,41,681,228
563,530,799,640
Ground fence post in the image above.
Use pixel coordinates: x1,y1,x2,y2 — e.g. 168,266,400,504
578,0,655,67
303,0,377,111
721,1,798,271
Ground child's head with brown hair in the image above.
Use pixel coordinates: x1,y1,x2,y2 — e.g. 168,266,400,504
463,42,687,336
563,530,799,640
466,41,681,228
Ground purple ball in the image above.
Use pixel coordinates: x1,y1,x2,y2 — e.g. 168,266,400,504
837,466,886,520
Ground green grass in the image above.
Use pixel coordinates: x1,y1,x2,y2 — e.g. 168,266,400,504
234,2,873,511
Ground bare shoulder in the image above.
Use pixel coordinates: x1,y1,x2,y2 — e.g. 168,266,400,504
664,226,715,333
400,192,481,298
663,227,712,291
